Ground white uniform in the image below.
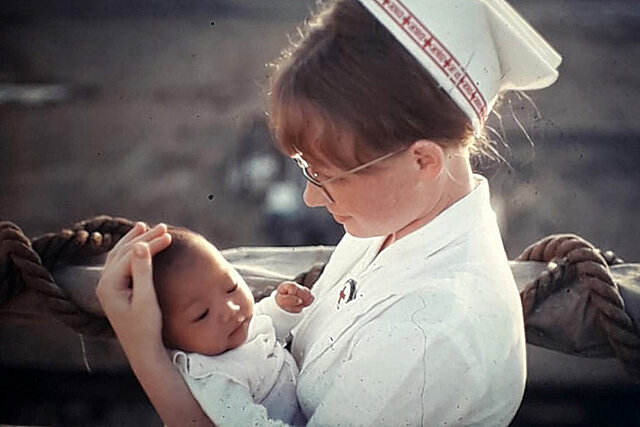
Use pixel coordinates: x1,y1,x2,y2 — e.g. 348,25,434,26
172,296,306,426
291,175,526,426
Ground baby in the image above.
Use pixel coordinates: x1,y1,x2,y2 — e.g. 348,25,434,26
152,226,313,426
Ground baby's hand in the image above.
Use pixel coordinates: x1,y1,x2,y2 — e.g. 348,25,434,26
275,281,314,313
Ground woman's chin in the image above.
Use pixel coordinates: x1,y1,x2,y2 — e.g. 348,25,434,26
331,213,351,224
341,222,372,238
342,221,395,240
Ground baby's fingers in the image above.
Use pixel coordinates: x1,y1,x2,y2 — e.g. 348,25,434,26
277,281,314,307
277,294,304,313
277,281,298,295
298,287,315,307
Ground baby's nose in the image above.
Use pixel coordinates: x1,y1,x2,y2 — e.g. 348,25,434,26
221,300,241,322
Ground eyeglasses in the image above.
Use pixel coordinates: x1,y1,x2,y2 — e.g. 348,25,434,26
292,148,405,203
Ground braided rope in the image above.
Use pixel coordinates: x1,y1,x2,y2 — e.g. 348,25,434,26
33,216,136,269
0,222,28,306
3,220,639,378
518,234,640,379
0,216,135,337
293,262,326,289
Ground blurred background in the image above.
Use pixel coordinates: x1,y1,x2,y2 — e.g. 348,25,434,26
1,0,639,425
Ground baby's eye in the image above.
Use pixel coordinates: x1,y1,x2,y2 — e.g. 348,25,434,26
227,283,238,294
194,308,209,322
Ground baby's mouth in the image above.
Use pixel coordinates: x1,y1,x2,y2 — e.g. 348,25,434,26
229,315,251,336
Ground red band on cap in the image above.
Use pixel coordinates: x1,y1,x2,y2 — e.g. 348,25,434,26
374,0,488,122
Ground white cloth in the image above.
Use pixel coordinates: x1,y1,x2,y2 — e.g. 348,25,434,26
171,296,306,426
356,0,561,134
290,175,526,426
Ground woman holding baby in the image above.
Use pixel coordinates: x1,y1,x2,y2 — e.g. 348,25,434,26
97,0,562,425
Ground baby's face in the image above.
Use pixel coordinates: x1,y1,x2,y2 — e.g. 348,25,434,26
160,242,254,355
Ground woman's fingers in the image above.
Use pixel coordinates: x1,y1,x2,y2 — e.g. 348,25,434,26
98,231,171,307
96,242,164,350
97,250,136,303
121,222,150,246
147,232,172,256
106,222,147,262
129,223,167,247
130,242,159,306
109,223,168,265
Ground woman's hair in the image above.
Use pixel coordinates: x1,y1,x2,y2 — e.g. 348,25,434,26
268,0,486,169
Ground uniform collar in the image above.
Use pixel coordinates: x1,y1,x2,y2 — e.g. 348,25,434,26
370,174,493,269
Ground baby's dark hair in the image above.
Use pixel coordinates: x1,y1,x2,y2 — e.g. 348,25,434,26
152,226,209,308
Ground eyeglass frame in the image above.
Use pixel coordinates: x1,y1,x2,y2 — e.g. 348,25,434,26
291,147,406,203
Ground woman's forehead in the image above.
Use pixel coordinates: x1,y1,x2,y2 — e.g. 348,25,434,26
272,97,373,170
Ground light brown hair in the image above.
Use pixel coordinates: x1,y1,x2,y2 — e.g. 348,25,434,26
268,0,483,169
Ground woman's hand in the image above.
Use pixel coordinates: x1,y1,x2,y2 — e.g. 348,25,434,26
96,223,213,427
96,222,171,352
275,281,315,313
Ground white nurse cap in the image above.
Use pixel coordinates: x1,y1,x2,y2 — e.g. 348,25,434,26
356,0,562,134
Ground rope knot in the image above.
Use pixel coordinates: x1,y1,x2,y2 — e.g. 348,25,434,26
519,233,640,380
0,216,136,337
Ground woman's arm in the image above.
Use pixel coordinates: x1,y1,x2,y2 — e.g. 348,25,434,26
127,337,213,427
96,223,213,427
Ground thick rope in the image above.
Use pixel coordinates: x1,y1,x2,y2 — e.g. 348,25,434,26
518,234,640,379
33,216,136,269
0,216,135,337
0,222,28,306
293,263,326,290
3,220,640,378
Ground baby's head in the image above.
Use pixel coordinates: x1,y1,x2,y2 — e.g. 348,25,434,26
152,227,254,356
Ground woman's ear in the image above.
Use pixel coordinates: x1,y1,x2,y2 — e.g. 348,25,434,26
408,140,444,179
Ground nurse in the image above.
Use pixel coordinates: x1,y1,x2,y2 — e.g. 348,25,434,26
97,0,562,425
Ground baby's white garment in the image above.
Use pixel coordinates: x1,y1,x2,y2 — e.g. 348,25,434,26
172,311,305,426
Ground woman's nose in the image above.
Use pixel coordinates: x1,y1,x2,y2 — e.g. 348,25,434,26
303,181,329,207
